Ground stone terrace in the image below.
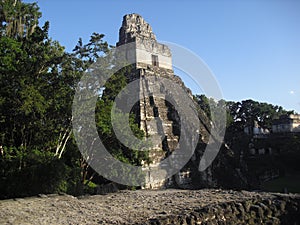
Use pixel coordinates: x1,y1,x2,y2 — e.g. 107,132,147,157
0,189,299,224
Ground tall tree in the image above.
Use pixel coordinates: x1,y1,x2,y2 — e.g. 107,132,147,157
0,0,41,38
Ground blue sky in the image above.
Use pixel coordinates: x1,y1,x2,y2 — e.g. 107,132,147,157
26,0,300,112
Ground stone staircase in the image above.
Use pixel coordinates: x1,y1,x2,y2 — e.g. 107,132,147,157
139,75,180,166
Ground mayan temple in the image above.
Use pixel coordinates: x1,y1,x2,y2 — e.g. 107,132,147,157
115,13,208,189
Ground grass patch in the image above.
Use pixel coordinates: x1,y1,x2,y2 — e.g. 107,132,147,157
262,172,300,194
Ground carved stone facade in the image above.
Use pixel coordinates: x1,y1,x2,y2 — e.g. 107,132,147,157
117,13,156,44
117,14,172,71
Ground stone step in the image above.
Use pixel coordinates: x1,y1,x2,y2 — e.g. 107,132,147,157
166,138,179,151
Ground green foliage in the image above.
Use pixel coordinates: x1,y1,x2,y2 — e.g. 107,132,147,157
0,17,69,150
0,0,88,198
72,32,109,70
95,68,150,167
227,99,291,130
0,147,66,198
194,94,211,119
0,0,41,39
195,95,291,133
0,0,147,198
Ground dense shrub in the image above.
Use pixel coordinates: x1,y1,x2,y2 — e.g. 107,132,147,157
0,147,82,199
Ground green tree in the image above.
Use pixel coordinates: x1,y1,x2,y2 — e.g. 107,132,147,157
0,0,82,197
0,0,41,38
227,99,291,131
194,95,210,117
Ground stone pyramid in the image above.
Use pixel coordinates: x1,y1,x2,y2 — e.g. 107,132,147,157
116,14,211,189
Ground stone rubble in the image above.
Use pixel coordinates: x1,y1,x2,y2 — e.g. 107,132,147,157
0,189,299,224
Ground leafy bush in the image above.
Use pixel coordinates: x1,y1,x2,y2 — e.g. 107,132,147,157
0,147,80,199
